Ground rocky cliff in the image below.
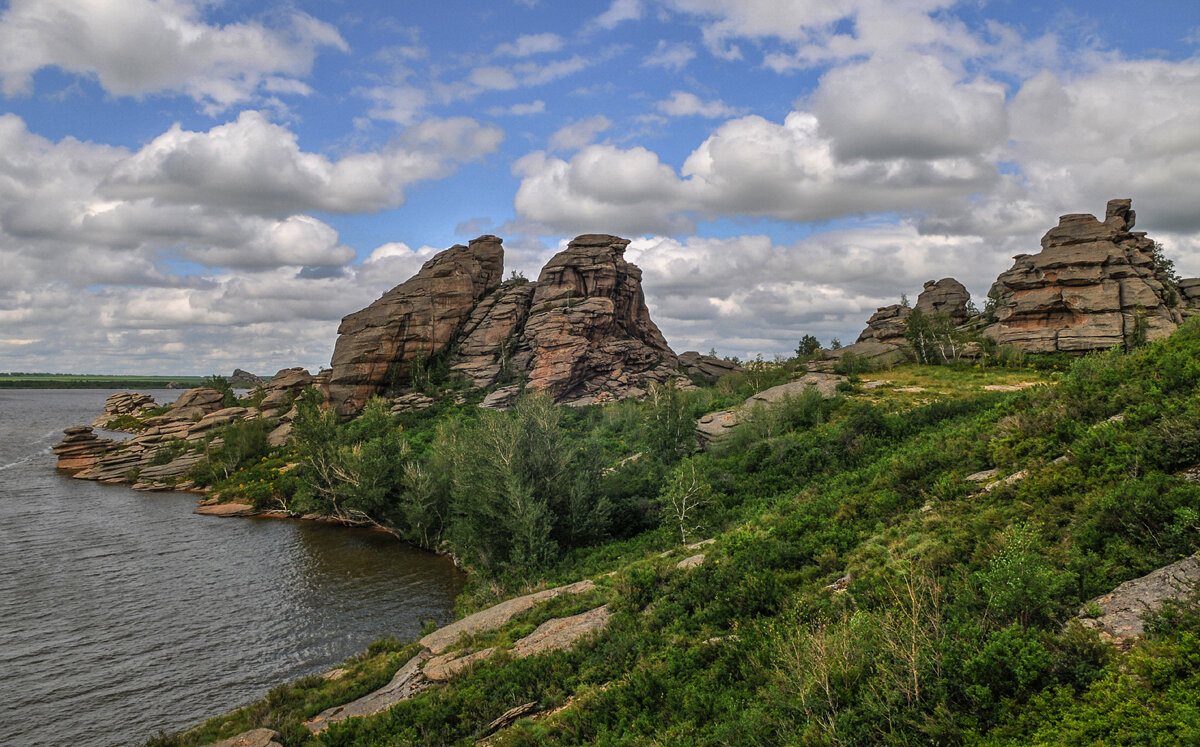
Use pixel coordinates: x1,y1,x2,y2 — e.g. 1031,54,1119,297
985,198,1182,352
328,234,678,414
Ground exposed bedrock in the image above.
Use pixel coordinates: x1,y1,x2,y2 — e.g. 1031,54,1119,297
985,198,1182,353
327,234,677,415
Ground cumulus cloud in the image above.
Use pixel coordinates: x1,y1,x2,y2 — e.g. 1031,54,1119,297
101,111,503,216
812,52,1007,160
0,110,504,373
623,224,1001,356
0,0,346,111
515,110,996,234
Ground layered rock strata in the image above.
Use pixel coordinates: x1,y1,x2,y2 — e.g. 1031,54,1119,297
54,371,317,490
986,199,1182,352
93,391,157,429
328,234,678,414
678,351,743,382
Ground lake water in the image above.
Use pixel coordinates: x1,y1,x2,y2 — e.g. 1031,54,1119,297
0,389,465,747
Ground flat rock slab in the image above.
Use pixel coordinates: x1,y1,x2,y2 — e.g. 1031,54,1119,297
1079,555,1200,644
423,647,497,682
419,579,595,655
211,728,281,747
194,502,257,517
306,650,430,733
510,604,611,659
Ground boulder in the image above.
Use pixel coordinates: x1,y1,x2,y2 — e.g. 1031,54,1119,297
1178,278,1200,307
696,373,845,447
915,277,971,322
1078,554,1200,647
328,236,505,416
678,351,742,381
986,199,1181,353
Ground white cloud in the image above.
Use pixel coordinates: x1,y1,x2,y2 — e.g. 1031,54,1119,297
590,0,644,31
488,100,547,117
515,111,996,234
547,115,613,151
656,91,744,118
101,111,503,216
642,40,697,71
0,0,346,111
812,52,1008,160
495,33,565,57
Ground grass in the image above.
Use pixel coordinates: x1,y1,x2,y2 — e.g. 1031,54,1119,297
0,373,208,388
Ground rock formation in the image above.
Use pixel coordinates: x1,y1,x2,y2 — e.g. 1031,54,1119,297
695,373,844,447
54,372,318,490
327,234,678,415
229,368,263,388
827,277,973,368
328,235,505,416
512,234,677,403
985,199,1182,352
678,351,743,381
93,391,157,429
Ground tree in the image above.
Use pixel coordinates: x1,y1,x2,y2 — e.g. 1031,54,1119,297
645,378,694,462
829,337,842,350
660,458,713,543
796,334,821,358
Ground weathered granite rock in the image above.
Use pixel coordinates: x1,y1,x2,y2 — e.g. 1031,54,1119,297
857,304,911,345
1078,554,1200,646
258,367,313,414
513,234,677,401
229,368,264,388
696,373,845,446
915,277,971,322
93,392,157,429
986,199,1181,352
450,280,536,387
420,579,596,655
327,234,677,415
1178,278,1200,307
211,728,282,747
53,426,115,473
307,579,602,734
328,236,505,416
678,351,742,381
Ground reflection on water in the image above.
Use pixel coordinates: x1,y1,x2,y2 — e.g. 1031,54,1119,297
0,389,464,747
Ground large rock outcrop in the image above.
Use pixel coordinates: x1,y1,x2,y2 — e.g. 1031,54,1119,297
985,199,1182,352
328,234,677,415
512,234,677,402
826,277,973,369
328,236,505,416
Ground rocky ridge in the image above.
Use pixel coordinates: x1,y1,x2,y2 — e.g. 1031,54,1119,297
328,234,678,415
52,368,317,490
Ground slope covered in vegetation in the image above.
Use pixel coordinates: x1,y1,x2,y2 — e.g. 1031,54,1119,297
156,319,1200,746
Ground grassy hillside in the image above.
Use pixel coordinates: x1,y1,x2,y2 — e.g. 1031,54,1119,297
152,321,1200,746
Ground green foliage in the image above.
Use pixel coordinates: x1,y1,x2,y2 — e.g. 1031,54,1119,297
833,350,874,376
201,374,236,407
796,334,821,359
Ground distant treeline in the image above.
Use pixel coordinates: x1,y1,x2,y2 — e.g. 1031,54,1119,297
0,374,206,389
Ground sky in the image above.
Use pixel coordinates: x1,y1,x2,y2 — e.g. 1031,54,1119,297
1,0,1199,375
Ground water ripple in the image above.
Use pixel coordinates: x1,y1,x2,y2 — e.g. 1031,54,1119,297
0,390,464,747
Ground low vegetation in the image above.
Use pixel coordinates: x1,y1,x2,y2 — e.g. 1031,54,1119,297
153,319,1200,746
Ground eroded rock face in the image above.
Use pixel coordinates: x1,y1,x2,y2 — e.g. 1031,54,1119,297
514,235,678,401
678,351,742,381
986,199,1182,353
328,235,505,416
915,277,970,322
327,234,677,415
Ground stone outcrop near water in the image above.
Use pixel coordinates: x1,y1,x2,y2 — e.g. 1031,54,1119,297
52,369,319,490
328,234,677,415
985,198,1183,352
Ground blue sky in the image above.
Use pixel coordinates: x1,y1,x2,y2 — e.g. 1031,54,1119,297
1,0,1198,374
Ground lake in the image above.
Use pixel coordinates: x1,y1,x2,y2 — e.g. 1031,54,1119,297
0,389,464,746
